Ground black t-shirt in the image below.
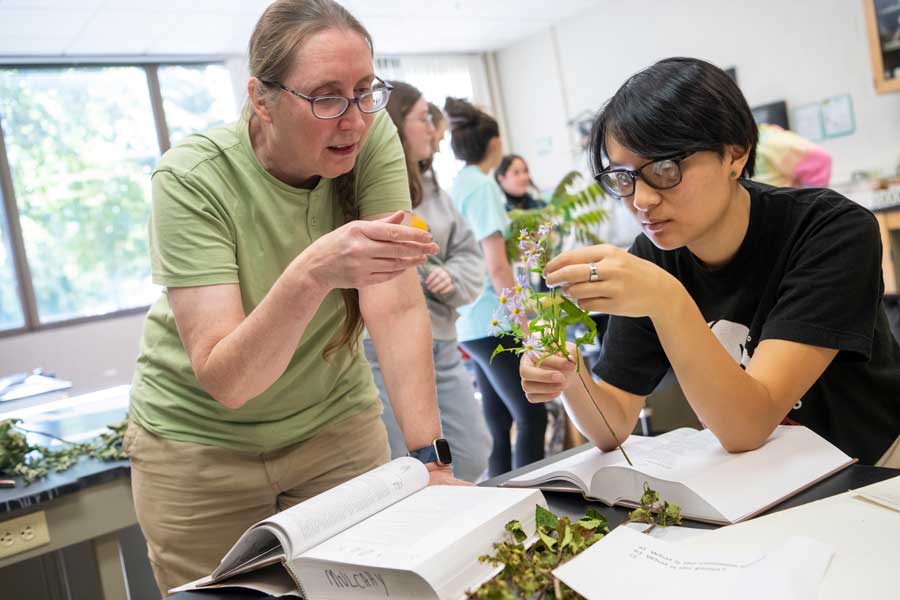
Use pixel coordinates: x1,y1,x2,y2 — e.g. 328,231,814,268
593,180,900,464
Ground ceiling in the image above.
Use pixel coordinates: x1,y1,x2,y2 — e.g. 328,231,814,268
0,0,600,58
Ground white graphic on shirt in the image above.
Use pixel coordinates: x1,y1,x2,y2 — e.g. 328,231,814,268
708,319,751,369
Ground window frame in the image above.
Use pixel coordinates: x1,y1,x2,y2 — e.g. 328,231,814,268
0,58,232,338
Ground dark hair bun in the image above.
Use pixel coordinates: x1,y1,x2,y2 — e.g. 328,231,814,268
443,97,479,128
443,97,499,163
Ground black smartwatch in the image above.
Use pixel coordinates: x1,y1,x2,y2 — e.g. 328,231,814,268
408,438,452,466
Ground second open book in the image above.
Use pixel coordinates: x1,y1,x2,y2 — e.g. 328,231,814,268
503,425,854,525
172,457,545,599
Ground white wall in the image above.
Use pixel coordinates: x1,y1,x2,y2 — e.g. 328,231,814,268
494,28,574,191
496,0,900,186
0,312,145,395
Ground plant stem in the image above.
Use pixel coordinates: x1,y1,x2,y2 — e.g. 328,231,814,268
14,426,75,446
573,355,633,466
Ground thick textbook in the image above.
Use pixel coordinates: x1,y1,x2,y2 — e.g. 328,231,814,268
172,457,546,599
502,425,853,525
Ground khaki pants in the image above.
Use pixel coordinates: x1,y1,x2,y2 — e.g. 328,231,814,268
125,403,390,598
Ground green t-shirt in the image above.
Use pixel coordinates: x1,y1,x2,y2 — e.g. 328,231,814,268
129,111,411,452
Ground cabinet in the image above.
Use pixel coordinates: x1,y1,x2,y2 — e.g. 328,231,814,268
864,0,900,93
877,207,900,293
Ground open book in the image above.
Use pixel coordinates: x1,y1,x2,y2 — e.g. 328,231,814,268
172,457,546,599
502,425,854,525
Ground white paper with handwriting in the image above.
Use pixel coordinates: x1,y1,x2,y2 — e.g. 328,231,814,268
554,525,833,600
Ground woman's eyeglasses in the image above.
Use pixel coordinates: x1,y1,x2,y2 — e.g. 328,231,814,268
594,152,693,198
261,76,393,120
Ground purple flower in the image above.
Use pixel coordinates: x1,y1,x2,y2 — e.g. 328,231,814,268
522,332,545,358
488,308,511,336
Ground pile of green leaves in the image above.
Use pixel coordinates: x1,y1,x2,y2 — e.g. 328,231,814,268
505,170,607,263
0,418,128,485
469,486,682,599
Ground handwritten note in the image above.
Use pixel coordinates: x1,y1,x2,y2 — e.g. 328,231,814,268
323,569,389,597
554,525,833,600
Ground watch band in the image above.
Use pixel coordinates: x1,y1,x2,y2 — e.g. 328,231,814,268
408,438,452,466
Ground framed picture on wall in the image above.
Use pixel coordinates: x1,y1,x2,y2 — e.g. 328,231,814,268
864,0,900,93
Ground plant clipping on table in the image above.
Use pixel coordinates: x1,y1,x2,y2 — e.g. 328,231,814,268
0,418,128,485
468,489,681,599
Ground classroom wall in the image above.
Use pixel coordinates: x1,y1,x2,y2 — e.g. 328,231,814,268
495,0,900,190
0,312,145,394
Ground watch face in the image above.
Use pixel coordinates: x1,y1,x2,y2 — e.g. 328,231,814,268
434,438,452,465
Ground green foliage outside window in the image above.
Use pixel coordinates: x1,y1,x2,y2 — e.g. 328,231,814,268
0,63,236,328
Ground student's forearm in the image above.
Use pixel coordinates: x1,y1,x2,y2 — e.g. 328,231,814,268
362,271,442,451
195,257,329,409
652,287,780,452
561,351,638,452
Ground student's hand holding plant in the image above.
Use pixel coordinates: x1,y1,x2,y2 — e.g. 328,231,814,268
490,225,632,464
519,340,578,404
543,244,683,320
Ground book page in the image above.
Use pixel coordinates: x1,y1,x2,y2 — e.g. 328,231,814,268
554,525,833,600
213,457,428,579
505,426,852,524
682,426,854,523
298,486,540,567
293,487,545,599
504,433,660,490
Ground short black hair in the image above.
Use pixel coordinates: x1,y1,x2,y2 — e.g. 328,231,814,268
589,57,758,178
443,96,499,164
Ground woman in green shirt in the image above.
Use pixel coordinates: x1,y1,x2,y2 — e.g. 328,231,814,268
126,0,459,594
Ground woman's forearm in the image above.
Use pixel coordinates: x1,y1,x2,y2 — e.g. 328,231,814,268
193,255,330,409
362,269,442,451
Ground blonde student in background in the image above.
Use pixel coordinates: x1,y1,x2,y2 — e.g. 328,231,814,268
126,0,464,594
520,57,900,469
363,81,492,482
754,122,832,188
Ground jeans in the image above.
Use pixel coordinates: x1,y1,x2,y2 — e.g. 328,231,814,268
363,337,492,482
461,335,547,477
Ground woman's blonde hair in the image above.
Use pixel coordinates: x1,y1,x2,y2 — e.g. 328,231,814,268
246,0,373,360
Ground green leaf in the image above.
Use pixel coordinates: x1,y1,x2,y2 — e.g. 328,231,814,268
535,504,559,530
537,528,557,551
489,344,507,363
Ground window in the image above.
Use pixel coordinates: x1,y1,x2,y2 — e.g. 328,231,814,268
375,55,491,189
158,64,238,146
0,189,24,330
0,62,237,333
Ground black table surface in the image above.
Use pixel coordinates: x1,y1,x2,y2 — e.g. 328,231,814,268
0,398,130,515
167,445,900,600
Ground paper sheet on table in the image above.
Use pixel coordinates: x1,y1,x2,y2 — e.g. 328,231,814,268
854,490,900,513
553,525,833,600
621,522,709,543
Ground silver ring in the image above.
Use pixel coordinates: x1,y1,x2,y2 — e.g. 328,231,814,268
588,262,599,282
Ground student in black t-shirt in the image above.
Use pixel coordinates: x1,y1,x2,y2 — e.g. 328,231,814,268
519,57,900,466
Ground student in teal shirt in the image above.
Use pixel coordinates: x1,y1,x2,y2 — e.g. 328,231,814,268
444,97,547,476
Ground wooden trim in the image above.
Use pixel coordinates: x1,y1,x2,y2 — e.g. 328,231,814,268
876,212,898,294
0,120,39,329
863,0,900,94
145,65,171,154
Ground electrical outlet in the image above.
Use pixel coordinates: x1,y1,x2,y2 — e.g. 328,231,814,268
0,511,50,559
